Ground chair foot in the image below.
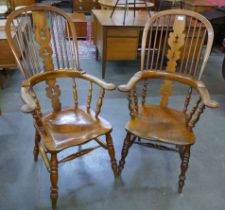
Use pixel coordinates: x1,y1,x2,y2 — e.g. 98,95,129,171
33,129,40,161
50,153,58,210
178,145,191,193
106,133,118,177
118,132,134,175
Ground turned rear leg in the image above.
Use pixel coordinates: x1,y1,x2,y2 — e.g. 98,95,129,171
118,132,135,175
106,133,118,177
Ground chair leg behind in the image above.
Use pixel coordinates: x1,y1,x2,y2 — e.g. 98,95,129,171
50,153,58,210
178,145,191,193
33,129,40,161
106,133,118,177
118,132,134,175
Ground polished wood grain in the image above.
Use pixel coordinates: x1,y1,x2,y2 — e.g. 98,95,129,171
160,15,185,108
36,106,112,151
118,9,218,194
6,6,118,210
126,104,196,145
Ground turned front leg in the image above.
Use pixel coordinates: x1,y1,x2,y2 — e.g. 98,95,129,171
50,153,58,210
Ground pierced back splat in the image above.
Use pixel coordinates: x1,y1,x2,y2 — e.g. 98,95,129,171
33,11,61,112
160,15,185,108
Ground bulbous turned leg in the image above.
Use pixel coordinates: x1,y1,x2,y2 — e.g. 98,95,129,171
106,133,118,178
50,153,58,210
33,129,40,161
178,145,191,193
118,132,134,175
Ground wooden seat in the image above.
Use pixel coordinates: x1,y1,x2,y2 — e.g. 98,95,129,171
118,9,219,194
5,6,118,210
126,105,195,145
41,107,112,151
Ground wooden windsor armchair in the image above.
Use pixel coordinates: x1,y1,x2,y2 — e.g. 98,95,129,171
118,9,219,193
5,5,118,210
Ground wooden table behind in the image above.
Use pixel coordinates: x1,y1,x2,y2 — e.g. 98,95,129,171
92,9,149,78
184,0,217,12
0,20,17,69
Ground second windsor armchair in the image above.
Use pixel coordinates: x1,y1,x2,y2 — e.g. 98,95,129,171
118,9,219,193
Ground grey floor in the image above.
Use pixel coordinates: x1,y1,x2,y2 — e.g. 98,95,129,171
0,52,225,210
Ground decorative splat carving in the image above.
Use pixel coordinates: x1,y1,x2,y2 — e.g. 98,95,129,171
33,11,54,72
45,82,61,111
33,11,61,112
160,15,186,108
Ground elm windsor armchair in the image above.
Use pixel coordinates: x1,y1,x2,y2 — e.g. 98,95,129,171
118,9,219,192
5,5,117,209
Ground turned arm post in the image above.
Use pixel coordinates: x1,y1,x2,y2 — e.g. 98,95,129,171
187,98,206,130
95,88,105,118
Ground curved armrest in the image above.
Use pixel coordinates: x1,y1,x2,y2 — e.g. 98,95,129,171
20,87,36,113
118,70,219,108
82,74,116,90
195,81,219,108
24,69,116,90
